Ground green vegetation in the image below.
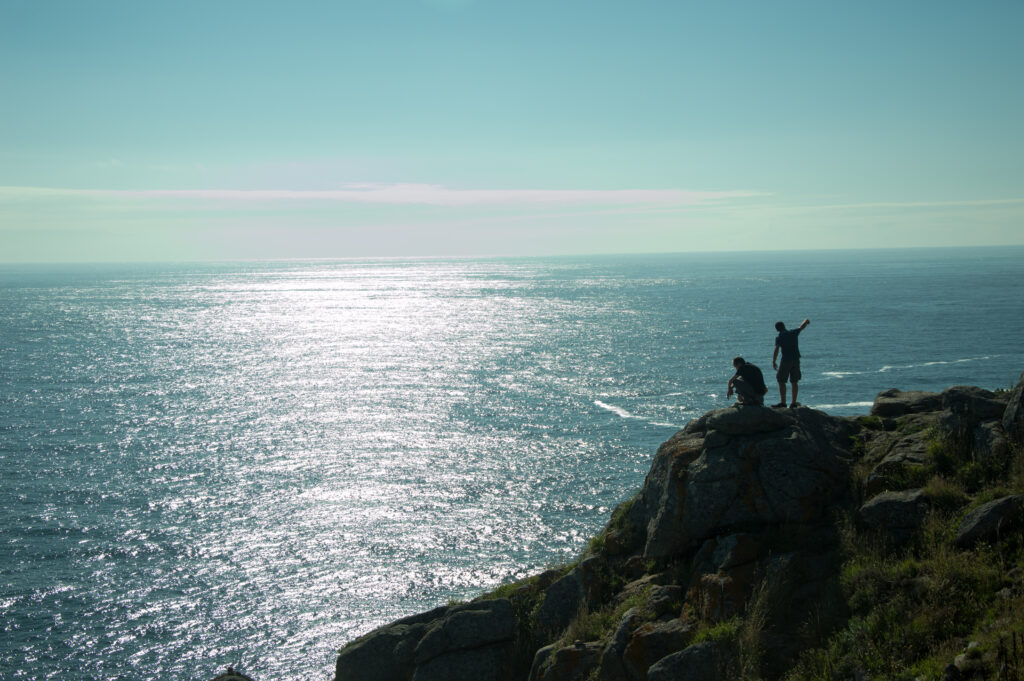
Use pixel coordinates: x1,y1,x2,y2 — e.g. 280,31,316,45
858,414,885,431
561,585,653,647
477,408,1024,681
920,475,970,511
782,426,1024,681
585,493,640,558
692,616,742,645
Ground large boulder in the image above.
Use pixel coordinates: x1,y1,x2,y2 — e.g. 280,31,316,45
413,598,516,662
641,409,854,558
942,385,1008,422
973,421,1010,460
859,489,930,538
646,584,684,618
628,432,705,559
646,641,733,681
955,495,1024,548
871,389,942,417
533,569,586,639
335,599,517,681
335,608,439,681
863,426,936,496
621,619,695,680
529,645,558,681
597,608,643,681
530,641,603,681
531,556,617,641
940,386,1010,443
704,405,795,436
1004,372,1024,444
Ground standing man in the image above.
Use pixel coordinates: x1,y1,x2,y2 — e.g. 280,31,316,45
727,357,768,406
772,318,810,408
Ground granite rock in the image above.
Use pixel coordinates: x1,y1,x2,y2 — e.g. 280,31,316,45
955,495,1024,547
871,389,942,417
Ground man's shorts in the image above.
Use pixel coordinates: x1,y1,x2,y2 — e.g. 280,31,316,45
777,357,802,383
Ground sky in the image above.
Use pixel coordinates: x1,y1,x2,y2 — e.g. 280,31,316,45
1,0,1022,262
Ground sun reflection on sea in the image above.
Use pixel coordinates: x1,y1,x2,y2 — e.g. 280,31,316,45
23,259,660,681
7,253,1013,680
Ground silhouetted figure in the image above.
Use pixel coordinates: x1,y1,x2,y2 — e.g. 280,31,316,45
772,318,810,407
727,356,767,406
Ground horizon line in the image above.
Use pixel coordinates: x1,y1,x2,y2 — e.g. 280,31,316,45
3,244,1023,267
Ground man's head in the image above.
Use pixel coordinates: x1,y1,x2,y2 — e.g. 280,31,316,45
775,321,786,332
733,356,745,369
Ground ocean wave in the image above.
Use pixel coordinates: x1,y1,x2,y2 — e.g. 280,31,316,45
878,364,913,373
923,356,995,366
594,400,634,419
828,356,998,378
594,401,680,429
884,356,996,372
812,401,875,410
822,370,869,379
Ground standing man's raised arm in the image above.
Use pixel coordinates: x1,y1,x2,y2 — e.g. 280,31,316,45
799,318,810,331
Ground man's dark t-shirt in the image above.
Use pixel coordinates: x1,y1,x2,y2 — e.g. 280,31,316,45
735,362,768,395
775,328,802,360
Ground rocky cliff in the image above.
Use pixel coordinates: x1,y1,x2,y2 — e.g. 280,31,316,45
334,373,1024,681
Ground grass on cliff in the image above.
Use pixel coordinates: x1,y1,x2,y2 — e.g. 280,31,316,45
560,584,654,646
477,415,1024,681
783,426,1024,681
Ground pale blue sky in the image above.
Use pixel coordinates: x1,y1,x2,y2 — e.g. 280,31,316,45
2,0,1022,261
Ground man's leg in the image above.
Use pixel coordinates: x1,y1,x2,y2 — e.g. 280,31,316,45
789,360,802,407
791,380,799,406
776,381,787,407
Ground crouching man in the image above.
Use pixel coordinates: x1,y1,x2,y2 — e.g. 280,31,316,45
727,356,768,406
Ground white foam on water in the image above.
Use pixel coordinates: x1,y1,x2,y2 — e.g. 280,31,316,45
834,356,998,377
595,400,679,429
881,356,996,373
822,370,868,379
812,401,875,410
594,400,634,419
922,355,995,367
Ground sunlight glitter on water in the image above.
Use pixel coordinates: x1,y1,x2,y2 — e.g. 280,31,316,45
3,252,1022,680
115,263,632,679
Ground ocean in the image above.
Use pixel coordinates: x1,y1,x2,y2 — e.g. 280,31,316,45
2,248,1022,681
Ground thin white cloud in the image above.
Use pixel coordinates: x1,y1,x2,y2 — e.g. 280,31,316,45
0,184,767,206
796,198,1024,211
